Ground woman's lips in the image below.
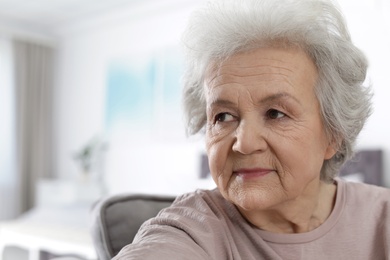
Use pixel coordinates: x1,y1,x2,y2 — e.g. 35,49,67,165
233,168,273,180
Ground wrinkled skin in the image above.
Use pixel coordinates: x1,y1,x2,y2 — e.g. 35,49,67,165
204,47,337,233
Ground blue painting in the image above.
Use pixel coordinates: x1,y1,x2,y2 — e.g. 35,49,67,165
105,47,184,143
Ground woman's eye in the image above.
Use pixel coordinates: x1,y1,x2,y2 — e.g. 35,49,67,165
266,109,286,119
215,113,235,122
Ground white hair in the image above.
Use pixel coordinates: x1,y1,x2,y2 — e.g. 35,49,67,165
181,0,372,181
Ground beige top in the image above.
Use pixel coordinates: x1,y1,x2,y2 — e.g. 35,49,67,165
114,179,390,260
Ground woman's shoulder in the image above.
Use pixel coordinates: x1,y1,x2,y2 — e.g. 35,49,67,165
162,188,235,219
341,179,390,198
174,188,220,201
130,189,242,259
338,178,390,209
173,188,224,205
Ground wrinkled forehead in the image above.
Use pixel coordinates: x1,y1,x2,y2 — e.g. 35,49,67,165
204,46,319,92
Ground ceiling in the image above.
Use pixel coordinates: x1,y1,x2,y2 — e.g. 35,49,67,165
0,0,388,40
0,0,144,33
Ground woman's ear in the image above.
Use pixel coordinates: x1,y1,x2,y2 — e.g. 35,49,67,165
324,138,339,160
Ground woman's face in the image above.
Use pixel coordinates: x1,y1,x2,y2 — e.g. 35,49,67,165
204,47,336,212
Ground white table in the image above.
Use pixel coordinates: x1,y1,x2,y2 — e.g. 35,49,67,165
0,222,96,259
0,179,104,260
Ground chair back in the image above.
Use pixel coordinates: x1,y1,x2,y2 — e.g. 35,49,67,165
90,194,175,260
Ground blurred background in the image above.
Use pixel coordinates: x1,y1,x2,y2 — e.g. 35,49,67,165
0,0,389,259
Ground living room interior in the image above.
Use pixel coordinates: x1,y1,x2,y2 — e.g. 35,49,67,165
0,0,389,259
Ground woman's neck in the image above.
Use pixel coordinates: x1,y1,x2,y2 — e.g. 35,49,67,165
239,180,337,234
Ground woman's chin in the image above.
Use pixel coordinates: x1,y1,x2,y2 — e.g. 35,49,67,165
227,187,277,212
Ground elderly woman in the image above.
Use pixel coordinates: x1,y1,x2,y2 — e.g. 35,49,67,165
114,0,390,259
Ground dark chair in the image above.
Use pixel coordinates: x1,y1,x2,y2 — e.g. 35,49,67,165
339,149,384,186
90,194,175,260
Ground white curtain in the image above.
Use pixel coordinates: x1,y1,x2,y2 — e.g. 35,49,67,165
0,39,55,219
0,38,17,220
13,39,55,215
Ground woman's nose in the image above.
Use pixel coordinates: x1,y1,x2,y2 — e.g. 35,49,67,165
232,120,268,155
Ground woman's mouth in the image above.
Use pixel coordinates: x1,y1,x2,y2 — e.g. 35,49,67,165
233,168,273,180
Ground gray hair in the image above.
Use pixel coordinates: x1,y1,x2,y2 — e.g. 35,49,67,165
182,0,372,182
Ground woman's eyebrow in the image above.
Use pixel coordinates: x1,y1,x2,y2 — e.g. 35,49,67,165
208,99,236,108
260,92,301,105
207,92,301,109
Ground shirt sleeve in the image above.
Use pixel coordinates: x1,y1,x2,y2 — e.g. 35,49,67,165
112,220,211,260
112,191,223,260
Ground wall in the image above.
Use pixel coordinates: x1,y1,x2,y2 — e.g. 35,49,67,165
54,0,214,195
339,0,390,186
53,0,390,196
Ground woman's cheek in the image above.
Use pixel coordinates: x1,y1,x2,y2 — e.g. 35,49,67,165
209,121,237,138
206,125,233,159
206,127,234,187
